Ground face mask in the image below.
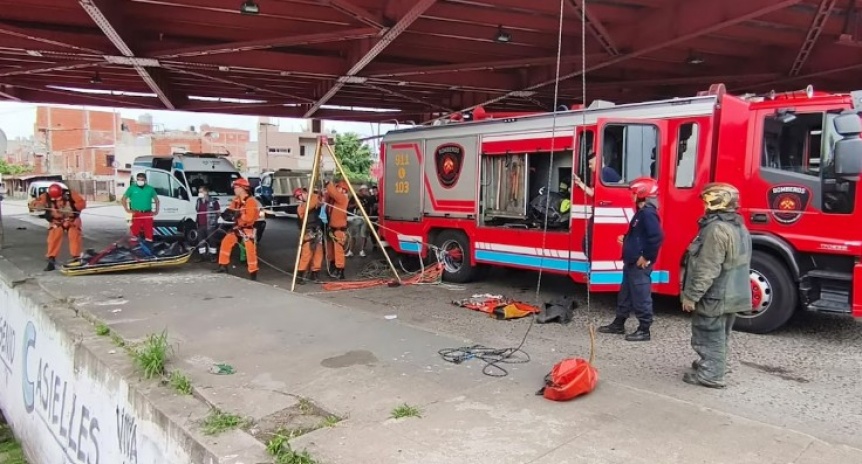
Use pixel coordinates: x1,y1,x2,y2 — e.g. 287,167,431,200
136,180,145,187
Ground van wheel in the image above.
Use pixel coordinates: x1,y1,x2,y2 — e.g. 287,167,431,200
734,251,797,334
434,230,477,283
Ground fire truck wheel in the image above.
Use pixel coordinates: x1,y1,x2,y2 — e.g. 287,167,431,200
735,251,797,334
434,230,476,283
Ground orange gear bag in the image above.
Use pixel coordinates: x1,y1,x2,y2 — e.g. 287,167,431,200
539,358,598,401
538,326,598,401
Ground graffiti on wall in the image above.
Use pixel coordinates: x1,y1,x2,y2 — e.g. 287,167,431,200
0,281,173,464
22,321,102,463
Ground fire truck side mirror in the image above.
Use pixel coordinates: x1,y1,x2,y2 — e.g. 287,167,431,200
833,113,862,176
833,112,862,136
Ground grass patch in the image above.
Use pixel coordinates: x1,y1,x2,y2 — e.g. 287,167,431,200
0,416,28,464
266,429,319,464
297,398,314,414
131,331,170,379
201,408,247,436
110,332,126,348
95,323,110,336
390,403,421,419
168,370,192,395
320,415,340,428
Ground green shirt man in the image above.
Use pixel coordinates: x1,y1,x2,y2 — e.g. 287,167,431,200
123,173,160,242
123,177,159,213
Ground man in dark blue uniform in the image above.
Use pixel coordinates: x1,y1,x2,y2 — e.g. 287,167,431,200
598,177,664,341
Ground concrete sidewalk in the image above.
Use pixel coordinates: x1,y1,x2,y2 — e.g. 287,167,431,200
0,215,860,464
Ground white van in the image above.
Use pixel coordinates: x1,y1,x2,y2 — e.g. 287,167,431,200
131,153,266,243
27,180,68,212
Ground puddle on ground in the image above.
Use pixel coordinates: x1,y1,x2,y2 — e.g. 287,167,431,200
320,350,378,368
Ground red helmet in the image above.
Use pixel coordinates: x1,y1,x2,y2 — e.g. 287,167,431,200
293,187,305,199
232,178,250,190
629,177,659,200
48,184,64,199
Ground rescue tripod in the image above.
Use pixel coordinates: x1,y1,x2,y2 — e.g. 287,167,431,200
290,136,401,292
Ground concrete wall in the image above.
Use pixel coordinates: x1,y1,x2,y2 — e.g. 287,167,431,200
0,266,199,464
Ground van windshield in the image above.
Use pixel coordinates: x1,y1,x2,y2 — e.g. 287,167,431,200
184,171,240,196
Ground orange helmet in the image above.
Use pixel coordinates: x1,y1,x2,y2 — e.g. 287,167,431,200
48,184,64,199
629,177,659,200
232,178,251,190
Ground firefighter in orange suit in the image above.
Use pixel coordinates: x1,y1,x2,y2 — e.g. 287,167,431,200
295,187,324,284
33,183,87,271
325,180,350,280
215,178,260,280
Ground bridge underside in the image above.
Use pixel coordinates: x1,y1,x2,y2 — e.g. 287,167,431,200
0,0,860,123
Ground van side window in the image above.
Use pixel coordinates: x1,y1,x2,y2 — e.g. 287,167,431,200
761,112,822,177
601,124,658,185
675,122,698,188
147,171,172,197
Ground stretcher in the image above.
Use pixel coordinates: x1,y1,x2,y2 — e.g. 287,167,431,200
60,239,193,276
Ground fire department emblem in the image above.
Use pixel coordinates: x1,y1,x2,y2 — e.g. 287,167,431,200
434,143,464,188
767,185,810,225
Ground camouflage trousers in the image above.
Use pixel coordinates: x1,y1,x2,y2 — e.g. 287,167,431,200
691,312,736,386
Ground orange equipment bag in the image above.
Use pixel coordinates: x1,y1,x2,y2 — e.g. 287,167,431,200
537,326,598,401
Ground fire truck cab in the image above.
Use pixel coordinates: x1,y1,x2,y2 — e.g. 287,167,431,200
379,84,862,334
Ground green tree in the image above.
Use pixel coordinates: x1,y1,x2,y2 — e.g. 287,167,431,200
333,132,373,181
0,160,31,176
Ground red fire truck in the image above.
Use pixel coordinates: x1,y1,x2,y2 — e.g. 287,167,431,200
378,84,862,334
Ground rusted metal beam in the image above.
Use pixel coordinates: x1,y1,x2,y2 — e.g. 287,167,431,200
366,54,601,78
79,0,184,110
304,0,438,118
320,0,386,29
0,85,21,101
0,21,106,55
152,28,380,59
567,0,619,56
362,82,452,112
0,61,102,78
438,0,804,121
789,0,838,76
163,66,315,103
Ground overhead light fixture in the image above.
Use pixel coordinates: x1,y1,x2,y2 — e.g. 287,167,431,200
90,72,102,84
495,25,512,43
26,50,43,57
686,51,705,65
240,0,260,15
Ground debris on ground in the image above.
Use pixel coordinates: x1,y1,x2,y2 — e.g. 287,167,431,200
451,294,539,320
209,363,235,375
536,296,578,324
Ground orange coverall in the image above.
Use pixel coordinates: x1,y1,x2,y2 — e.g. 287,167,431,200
218,195,260,273
34,191,87,259
297,194,324,272
325,182,350,269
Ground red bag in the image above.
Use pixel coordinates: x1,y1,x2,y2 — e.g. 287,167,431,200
539,358,598,401
538,326,598,401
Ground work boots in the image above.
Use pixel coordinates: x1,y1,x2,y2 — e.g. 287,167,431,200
249,271,257,281
213,265,228,274
44,257,56,272
296,271,307,285
336,268,346,280
625,327,651,342
597,317,627,335
309,271,319,282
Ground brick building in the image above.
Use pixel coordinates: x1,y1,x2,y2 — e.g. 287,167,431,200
150,124,251,168
35,106,154,178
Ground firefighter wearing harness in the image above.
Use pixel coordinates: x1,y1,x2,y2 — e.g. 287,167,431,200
215,178,260,280
295,187,324,283
325,179,350,280
33,184,87,271
598,177,664,342
681,183,752,389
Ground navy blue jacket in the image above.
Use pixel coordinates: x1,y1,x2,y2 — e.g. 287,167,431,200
622,204,664,264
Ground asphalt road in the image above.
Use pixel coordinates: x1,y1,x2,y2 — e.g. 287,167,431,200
4,200,862,450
